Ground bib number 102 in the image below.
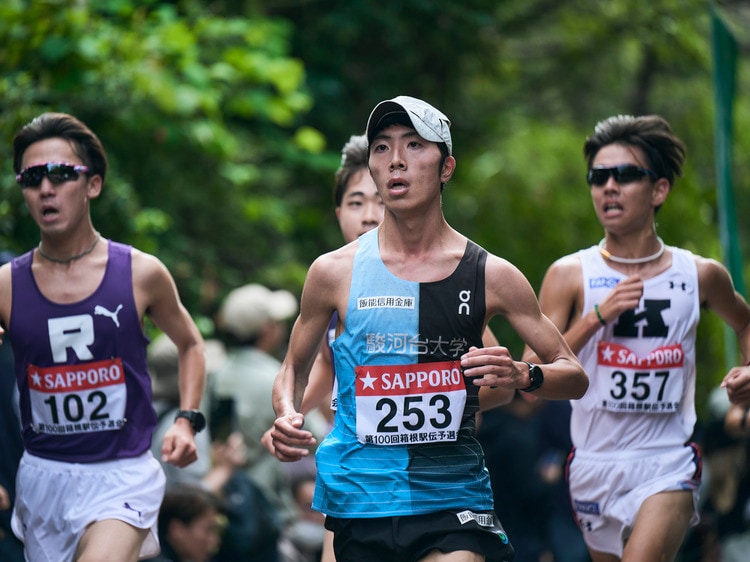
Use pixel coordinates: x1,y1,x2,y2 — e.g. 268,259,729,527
43,391,110,423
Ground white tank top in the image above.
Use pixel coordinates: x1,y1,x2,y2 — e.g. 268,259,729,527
571,245,700,454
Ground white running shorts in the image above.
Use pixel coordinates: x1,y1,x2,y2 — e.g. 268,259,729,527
11,450,166,561
568,444,701,557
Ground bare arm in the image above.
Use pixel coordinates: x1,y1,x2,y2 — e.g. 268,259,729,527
299,337,335,415
0,263,12,345
133,250,206,467
462,255,588,400
271,250,347,461
697,257,750,404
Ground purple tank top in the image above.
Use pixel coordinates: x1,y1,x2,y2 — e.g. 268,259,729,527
9,241,156,462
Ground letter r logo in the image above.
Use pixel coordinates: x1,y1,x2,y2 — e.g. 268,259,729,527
48,315,95,363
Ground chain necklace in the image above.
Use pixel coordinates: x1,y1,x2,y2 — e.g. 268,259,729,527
598,236,665,265
37,233,101,264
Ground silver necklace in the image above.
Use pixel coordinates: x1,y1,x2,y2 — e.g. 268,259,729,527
598,236,665,265
37,233,101,264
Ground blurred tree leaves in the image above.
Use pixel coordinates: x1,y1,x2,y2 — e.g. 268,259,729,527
0,0,330,332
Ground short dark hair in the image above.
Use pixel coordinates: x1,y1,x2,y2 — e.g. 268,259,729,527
157,484,224,538
333,135,369,207
13,112,108,183
583,115,686,188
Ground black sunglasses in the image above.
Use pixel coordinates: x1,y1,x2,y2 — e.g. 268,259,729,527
16,162,89,188
587,165,657,187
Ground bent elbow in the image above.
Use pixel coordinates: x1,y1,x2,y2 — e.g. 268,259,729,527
571,370,589,399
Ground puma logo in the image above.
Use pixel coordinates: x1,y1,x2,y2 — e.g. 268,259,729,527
94,304,123,327
123,502,143,521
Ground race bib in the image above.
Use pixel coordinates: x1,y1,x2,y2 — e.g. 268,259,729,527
27,358,127,434
594,341,684,413
355,360,466,445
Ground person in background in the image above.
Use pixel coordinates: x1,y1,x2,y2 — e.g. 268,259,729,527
2,112,206,562
149,332,214,485
525,114,750,561
271,95,587,562
213,282,324,561
143,483,225,562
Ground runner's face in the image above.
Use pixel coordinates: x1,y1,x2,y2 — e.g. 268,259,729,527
589,143,661,233
19,137,99,236
336,168,384,243
368,123,453,207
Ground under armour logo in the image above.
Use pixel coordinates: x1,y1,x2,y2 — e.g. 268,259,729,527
94,304,123,327
669,281,687,291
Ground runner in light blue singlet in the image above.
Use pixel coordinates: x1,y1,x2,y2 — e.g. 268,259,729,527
314,228,493,518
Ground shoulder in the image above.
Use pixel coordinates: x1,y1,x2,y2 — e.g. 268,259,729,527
544,252,583,283
693,253,732,287
483,253,539,315
308,242,357,280
484,252,525,279
129,247,175,289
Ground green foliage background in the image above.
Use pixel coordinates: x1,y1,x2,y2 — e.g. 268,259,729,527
1,0,748,417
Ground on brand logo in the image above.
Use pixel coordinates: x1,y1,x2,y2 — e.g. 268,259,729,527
458,290,471,315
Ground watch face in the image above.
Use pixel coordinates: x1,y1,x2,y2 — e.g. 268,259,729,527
523,363,544,392
178,410,206,433
191,411,207,432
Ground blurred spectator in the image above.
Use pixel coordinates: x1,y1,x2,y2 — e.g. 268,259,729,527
478,393,590,562
0,249,23,562
679,387,750,562
537,400,591,562
143,483,225,562
149,333,214,485
213,284,315,525
280,466,327,562
148,332,282,560
478,393,549,561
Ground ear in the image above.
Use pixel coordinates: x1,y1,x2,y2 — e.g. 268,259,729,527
440,155,456,184
652,177,670,208
86,174,103,200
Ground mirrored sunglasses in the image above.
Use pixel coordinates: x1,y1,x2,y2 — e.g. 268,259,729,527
587,164,657,187
16,162,89,188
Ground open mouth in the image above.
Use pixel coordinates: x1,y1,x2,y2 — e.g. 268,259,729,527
388,178,409,194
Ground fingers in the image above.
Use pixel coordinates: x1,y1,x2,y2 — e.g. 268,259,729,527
460,346,512,376
161,433,199,468
722,368,750,404
271,414,316,462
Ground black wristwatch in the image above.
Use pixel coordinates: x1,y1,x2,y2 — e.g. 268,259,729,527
175,409,207,434
521,362,544,392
